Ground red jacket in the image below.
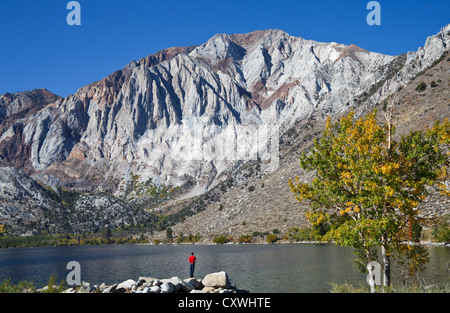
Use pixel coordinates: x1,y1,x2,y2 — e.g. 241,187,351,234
189,255,197,263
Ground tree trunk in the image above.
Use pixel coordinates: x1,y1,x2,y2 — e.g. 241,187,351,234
367,262,377,293
381,244,391,287
365,248,380,293
383,109,393,288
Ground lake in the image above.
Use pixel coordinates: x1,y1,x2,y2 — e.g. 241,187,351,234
0,244,449,292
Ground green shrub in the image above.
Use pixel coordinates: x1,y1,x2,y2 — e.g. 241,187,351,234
0,279,36,293
415,82,427,92
266,234,278,244
430,80,438,88
0,273,66,293
213,235,229,244
39,273,67,293
411,220,423,242
177,233,202,243
252,231,269,238
285,227,315,242
237,235,252,244
166,227,173,241
433,225,450,243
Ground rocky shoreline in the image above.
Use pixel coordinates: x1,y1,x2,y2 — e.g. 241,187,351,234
60,271,249,294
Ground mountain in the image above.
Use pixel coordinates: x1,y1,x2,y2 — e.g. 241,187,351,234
160,39,450,242
0,25,449,239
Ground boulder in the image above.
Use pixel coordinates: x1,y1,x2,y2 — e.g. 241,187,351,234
152,279,162,286
184,278,203,290
36,285,61,292
159,276,193,293
138,276,158,286
76,281,93,293
160,282,174,293
179,280,194,293
161,277,180,292
117,279,136,290
202,271,231,289
202,286,216,293
149,286,161,293
98,283,108,292
102,283,118,293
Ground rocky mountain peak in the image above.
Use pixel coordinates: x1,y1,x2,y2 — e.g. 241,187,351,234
425,24,450,50
0,26,448,195
74,46,198,109
419,24,450,66
0,88,61,119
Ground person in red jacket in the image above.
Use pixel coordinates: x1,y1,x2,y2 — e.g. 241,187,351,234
189,252,197,277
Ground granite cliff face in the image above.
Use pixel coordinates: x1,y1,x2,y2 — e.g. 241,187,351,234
0,25,449,237
1,26,449,194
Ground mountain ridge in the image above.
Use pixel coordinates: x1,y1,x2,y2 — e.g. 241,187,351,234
0,25,449,238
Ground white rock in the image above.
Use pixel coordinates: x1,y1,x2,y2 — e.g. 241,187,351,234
161,277,182,292
179,280,194,293
138,276,158,285
152,279,162,286
117,279,136,290
102,284,118,293
184,278,202,289
76,281,92,293
202,271,231,289
160,282,174,293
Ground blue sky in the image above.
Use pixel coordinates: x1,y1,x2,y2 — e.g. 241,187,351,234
0,0,448,97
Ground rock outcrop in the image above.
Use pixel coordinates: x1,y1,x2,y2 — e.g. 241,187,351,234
61,271,247,294
1,26,448,194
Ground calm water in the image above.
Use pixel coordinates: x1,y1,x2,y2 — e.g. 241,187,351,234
0,244,449,292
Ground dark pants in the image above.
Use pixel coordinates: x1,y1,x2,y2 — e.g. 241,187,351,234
190,263,195,277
